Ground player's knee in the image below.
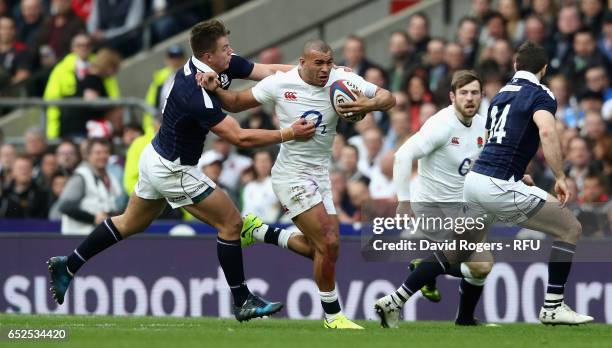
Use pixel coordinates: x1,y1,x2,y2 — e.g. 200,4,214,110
313,225,339,259
218,213,242,239
468,261,492,279
569,219,582,241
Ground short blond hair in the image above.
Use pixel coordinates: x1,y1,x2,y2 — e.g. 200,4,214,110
91,48,122,71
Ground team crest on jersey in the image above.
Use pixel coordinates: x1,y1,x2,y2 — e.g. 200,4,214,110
451,137,460,145
219,73,229,88
477,136,483,148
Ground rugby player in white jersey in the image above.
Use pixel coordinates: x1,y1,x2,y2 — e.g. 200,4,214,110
375,70,496,328
201,39,395,329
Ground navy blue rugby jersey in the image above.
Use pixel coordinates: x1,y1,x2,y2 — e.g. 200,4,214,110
152,55,254,166
472,71,557,180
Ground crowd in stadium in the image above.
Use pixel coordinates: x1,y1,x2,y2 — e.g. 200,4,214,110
0,0,609,237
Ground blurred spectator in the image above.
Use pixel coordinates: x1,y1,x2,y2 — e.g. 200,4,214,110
369,150,396,200
330,169,353,223
331,133,346,163
405,73,433,131
149,0,180,45
58,138,123,234
406,12,430,56
55,139,80,175
238,106,276,157
15,0,43,47
258,46,283,65
583,111,607,143
478,39,513,81
498,0,525,45
576,90,604,128
562,29,611,92
43,33,93,139
0,154,49,218
471,0,493,22
364,66,390,132
418,102,438,126
144,44,185,135
579,0,605,35
524,14,555,58
593,135,612,183
479,73,503,117
0,16,32,87
387,30,414,92
338,144,367,182
340,35,378,77
200,156,224,187
585,65,612,102
356,127,384,178
529,0,558,35
549,74,579,127
61,47,122,138
432,42,465,105
383,110,411,152
47,172,67,220
0,143,16,188
346,179,370,221
87,0,144,56
456,16,480,68
577,174,610,237
36,0,86,66
199,137,252,194
424,38,446,95
598,12,612,60
479,11,507,50
565,137,591,190
24,125,47,173
35,151,57,189
241,150,280,223
550,5,582,74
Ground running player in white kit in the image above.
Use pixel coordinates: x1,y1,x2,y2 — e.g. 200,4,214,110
376,70,495,328
201,39,395,329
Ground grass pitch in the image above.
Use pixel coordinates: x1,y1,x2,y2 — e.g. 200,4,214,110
0,315,610,348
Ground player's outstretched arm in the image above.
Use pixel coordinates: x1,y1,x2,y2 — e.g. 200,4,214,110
248,63,293,80
211,115,315,148
533,110,570,205
337,88,396,115
216,88,262,113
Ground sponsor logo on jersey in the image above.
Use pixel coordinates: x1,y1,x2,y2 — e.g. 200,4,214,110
284,91,298,101
477,136,484,148
451,137,460,145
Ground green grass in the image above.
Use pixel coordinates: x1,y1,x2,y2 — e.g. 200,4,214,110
0,315,610,348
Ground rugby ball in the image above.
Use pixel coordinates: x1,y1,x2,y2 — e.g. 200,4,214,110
330,79,366,122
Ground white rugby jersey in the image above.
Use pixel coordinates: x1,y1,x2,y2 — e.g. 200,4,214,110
398,105,486,202
251,67,377,172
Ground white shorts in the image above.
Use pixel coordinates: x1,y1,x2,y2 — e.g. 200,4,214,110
463,171,548,224
271,165,335,219
135,144,216,208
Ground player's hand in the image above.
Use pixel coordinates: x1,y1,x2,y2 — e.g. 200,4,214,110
337,89,373,114
521,174,535,186
333,64,352,72
554,177,571,207
195,71,220,91
290,118,316,141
